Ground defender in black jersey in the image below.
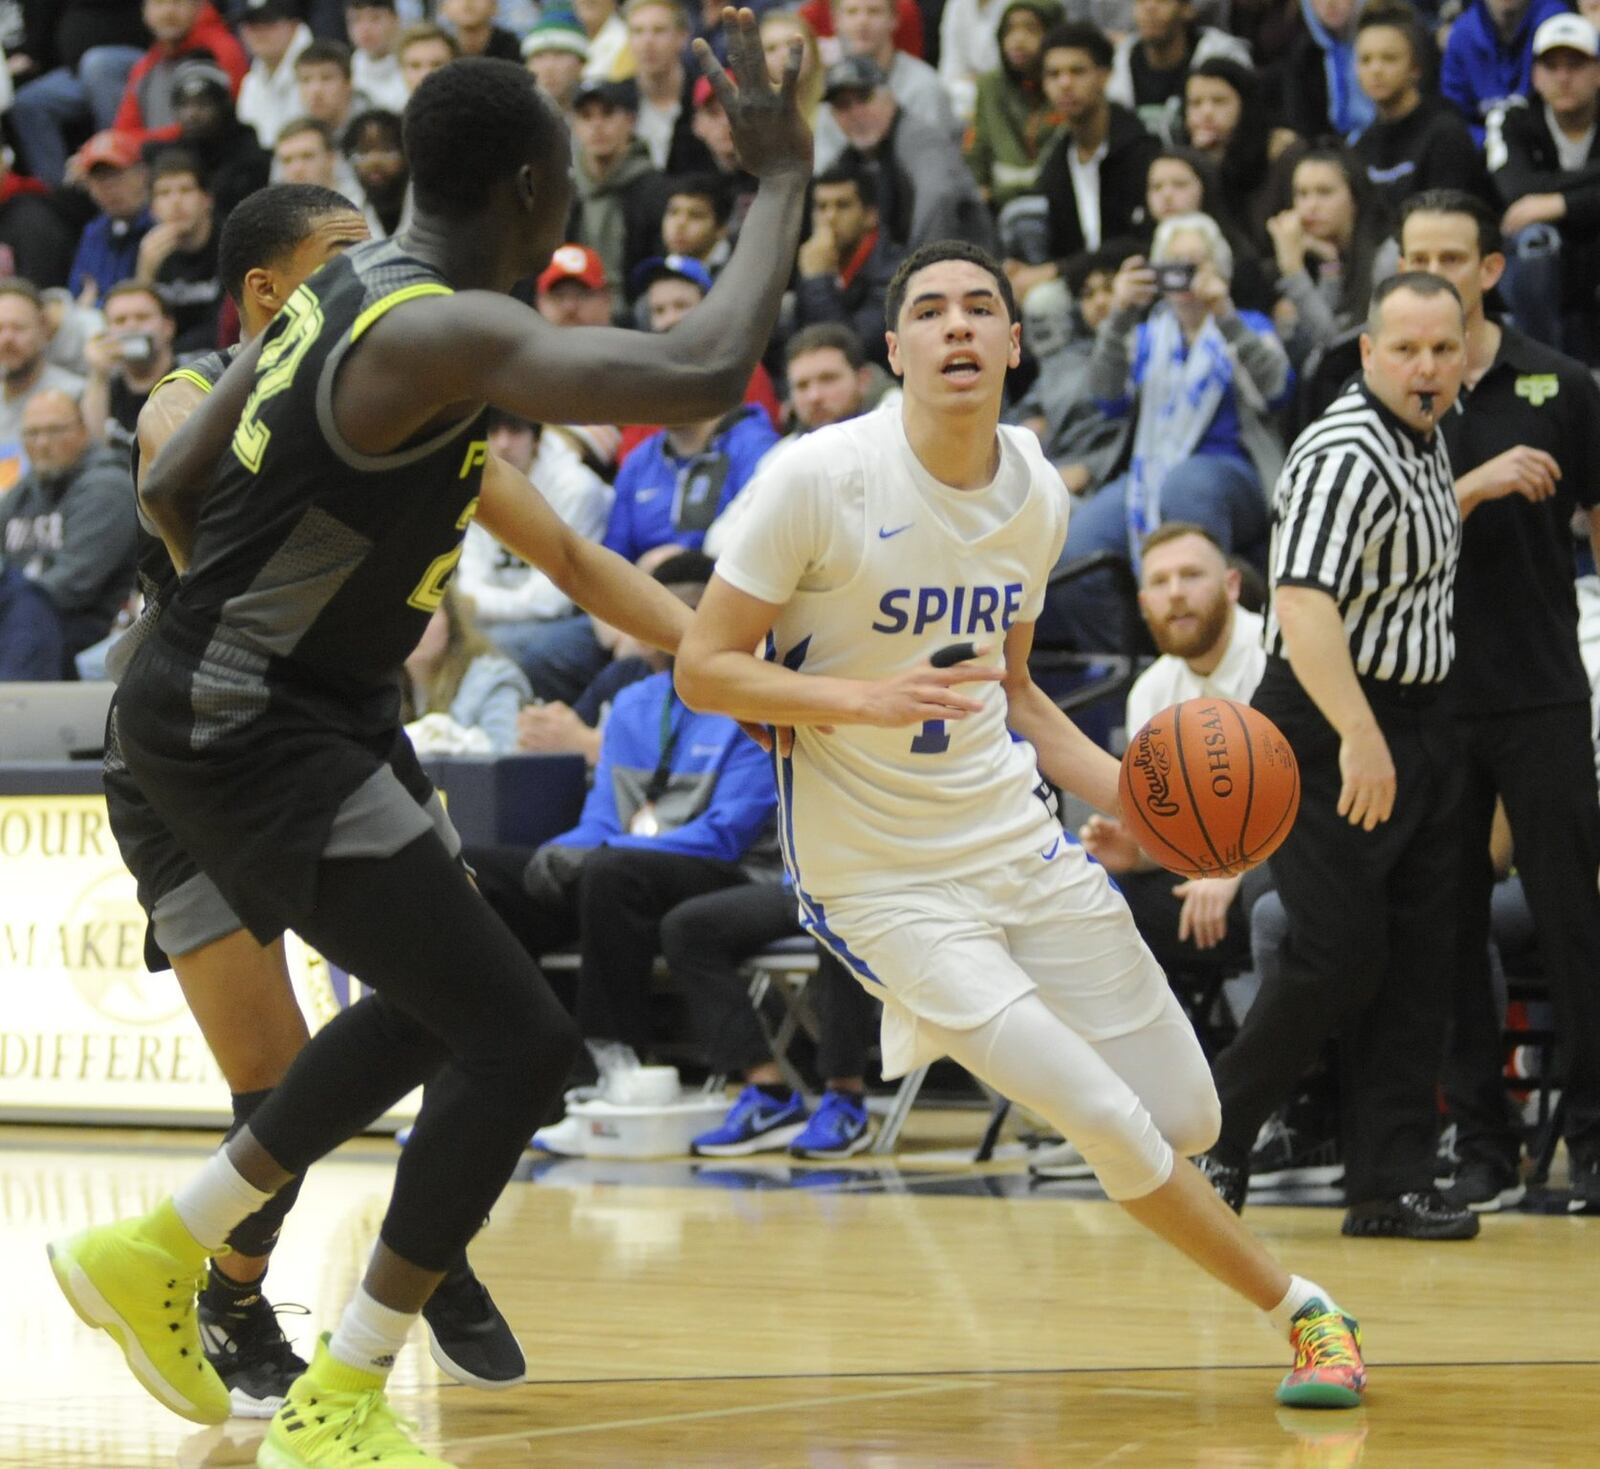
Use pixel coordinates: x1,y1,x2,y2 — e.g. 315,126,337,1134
50,23,814,1466
102,185,531,1417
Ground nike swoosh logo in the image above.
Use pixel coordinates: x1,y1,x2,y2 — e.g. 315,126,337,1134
637,488,660,502
1040,838,1061,861
878,523,914,539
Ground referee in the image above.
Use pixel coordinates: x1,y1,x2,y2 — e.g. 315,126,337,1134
1399,189,1600,1214
1198,272,1479,1241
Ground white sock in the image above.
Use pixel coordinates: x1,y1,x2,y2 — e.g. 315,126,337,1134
1267,1274,1335,1337
328,1286,416,1377
171,1150,274,1252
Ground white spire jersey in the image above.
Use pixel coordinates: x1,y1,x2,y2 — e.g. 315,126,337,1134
715,405,1071,907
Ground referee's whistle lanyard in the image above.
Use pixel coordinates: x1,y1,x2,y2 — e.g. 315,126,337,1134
628,689,684,838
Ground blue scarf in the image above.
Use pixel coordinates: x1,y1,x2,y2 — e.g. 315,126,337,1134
1125,304,1235,566
1301,0,1374,141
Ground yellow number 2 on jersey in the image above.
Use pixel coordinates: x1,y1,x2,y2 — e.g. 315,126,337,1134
231,287,324,474
406,491,481,614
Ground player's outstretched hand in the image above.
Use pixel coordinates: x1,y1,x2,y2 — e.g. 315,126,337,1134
859,651,1006,729
694,8,811,180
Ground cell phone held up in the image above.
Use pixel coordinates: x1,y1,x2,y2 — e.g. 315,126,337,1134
1153,261,1197,295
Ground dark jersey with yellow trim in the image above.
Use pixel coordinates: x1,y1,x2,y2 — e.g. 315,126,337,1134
166,237,489,713
113,239,490,940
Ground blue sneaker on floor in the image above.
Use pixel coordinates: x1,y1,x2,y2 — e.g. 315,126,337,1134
790,1089,873,1159
691,1086,808,1157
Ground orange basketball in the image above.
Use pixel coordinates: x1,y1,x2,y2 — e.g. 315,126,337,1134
1117,697,1300,879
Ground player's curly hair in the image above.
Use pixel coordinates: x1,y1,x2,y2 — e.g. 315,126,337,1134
885,241,1018,328
403,57,566,217
218,183,361,306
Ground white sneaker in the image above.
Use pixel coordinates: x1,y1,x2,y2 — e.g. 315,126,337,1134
530,1113,587,1157
1029,1140,1093,1179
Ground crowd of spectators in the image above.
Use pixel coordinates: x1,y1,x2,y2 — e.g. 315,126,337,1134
2,0,1598,1176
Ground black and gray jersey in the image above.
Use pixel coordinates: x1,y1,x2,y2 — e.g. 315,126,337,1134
162,237,490,736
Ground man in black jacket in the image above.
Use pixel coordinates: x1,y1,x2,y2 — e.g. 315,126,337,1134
167,60,272,223
1353,0,1490,229
791,161,903,366
623,0,716,174
1487,13,1600,363
1032,24,1157,269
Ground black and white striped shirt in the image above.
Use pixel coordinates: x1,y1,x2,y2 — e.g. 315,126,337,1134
1265,380,1460,684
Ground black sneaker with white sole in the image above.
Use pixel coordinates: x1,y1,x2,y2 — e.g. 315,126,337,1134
423,1260,526,1389
196,1281,308,1419
1437,1158,1526,1213
1248,1110,1344,1190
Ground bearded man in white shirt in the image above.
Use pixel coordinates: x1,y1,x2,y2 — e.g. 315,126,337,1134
1080,520,1269,973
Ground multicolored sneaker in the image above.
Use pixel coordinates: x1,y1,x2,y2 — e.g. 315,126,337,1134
257,1335,455,1468
47,1198,231,1424
789,1089,872,1159
1276,1300,1366,1409
691,1086,807,1157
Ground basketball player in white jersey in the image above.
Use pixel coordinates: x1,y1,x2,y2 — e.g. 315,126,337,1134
676,241,1367,1409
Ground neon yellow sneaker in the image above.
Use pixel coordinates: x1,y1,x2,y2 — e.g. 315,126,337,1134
1276,1299,1366,1408
257,1335,456,1468
47,1198,230,1424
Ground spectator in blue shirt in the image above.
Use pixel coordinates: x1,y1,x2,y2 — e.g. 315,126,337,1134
602,399,780,565
66,132,155,304
1442,0,1572,143
461,553,781,1139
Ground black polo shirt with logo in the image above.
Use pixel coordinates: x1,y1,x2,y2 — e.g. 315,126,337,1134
1440,324,1600,713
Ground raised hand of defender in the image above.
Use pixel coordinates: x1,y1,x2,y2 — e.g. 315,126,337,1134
858,651,1006,730
694,7,811,180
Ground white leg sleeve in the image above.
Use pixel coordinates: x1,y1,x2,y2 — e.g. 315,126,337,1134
919,992,1177,1201
1086,988,1223,1160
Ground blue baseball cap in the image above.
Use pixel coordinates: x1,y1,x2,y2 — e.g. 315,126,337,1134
631,253,713,296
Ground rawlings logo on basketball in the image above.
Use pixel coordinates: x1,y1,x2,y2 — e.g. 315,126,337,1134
1128,727,1180,818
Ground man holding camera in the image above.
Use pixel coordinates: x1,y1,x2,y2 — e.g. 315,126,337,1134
81,282,177,454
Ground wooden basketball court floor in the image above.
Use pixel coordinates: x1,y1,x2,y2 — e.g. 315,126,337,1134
1,1121,1594,1469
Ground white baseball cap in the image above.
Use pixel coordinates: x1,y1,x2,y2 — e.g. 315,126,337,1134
1532,13,1598,60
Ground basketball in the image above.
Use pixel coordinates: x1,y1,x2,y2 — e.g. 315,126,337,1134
1118,697,1300,879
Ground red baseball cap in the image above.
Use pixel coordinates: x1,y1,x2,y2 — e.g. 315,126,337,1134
73,130,142,173
536,244,607,295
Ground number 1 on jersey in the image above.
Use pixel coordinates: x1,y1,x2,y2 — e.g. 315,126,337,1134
911,720,949,754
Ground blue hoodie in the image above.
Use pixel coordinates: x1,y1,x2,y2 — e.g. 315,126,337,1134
1300,0,1374,141
1441,0,1573,144
603,405,779,564
552,670,779,869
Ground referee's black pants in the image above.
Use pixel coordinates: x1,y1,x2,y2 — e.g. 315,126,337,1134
1446,702,1600,1166
1211,663,1463,1204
